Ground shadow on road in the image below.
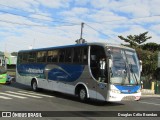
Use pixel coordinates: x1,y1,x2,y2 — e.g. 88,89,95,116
4,82,124,106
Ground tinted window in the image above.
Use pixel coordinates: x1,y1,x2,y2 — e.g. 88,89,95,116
28,52,36,62
22,53,28,63
47,50,59,62
17,53,23,64
37,51,47,63
73,47,81,63
59,49,65,62
65,48,73,63
82,47,88,64
73,47,88,64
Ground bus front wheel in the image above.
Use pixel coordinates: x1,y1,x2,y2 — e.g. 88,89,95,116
31,80,38,92
79,88,87,101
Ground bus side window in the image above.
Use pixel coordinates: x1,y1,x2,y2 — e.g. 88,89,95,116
37,51,47,63
47,50,59,63
22,53,28,63
82,47,88,64
59,49,65,63
73,46,88,64
28,52,36,63
73,47,81,63
17,53,23,64
65,48,73,63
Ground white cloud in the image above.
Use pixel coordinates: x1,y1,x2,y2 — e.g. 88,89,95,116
149,24,160,35
87,9,127,23
0,0,160,53
61,7,89,17
0,0,38,12
118,4,150,18
89,0,110,9
74,0,90,6
36,0,71,8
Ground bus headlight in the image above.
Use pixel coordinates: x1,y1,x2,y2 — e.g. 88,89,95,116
110,89,121,94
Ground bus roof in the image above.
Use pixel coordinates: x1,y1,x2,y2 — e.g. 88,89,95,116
18,42,134,53
19,43,88,53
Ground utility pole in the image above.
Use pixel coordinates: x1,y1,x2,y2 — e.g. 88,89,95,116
75,22,86,44
80,22,84,39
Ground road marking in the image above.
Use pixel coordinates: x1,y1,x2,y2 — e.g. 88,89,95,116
139,101,160,106
0,92,27,99
0,96,12,99
6,91,42,98
18,91,54,98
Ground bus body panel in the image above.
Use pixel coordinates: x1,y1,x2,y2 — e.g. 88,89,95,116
16,62,108,100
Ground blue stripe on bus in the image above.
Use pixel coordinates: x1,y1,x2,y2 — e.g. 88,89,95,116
48,64,85,82
17,63,85,82
115,85,141,94
17,63,46,78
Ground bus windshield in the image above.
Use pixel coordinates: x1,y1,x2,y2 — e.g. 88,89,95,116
109,47,140,85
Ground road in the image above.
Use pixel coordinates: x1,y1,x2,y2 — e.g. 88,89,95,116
0,82,160,120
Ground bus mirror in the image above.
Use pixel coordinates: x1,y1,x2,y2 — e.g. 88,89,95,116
109,59,113,68
107,49,111,58
139,60,142,72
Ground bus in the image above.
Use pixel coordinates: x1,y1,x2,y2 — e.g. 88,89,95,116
16,42,142,101
0,55,7,84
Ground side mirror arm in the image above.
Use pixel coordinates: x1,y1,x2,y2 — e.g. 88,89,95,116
139,60,142,72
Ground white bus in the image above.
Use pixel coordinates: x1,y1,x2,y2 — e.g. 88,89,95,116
16,42,142,101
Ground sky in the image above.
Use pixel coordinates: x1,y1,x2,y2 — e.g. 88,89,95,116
0,0,160,52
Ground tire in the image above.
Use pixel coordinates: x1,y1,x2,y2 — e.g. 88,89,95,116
32,80,38,92
78,87,87,101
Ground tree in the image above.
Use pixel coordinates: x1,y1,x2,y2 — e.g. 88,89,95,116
118,31,152,48
138,49,158,77
141,42,160,52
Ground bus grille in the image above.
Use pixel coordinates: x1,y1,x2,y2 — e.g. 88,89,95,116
122,96,135,101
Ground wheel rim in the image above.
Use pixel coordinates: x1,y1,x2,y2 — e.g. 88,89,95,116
33,82,37,90
80,89,86,100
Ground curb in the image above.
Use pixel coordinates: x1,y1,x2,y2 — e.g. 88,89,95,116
141,94,160,97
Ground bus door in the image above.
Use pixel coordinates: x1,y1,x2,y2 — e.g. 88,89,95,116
90,45,108,100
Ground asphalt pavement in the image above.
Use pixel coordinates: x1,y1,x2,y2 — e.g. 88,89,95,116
0,82,160,120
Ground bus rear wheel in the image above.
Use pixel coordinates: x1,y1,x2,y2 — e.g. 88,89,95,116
31,80,38,92
78,88,87,101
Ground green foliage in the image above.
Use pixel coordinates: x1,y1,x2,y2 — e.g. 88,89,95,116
118,31,152,47
141,42,160,51
137,48,158,77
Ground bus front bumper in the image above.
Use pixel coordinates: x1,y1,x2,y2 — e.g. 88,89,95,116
107,91,141,101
